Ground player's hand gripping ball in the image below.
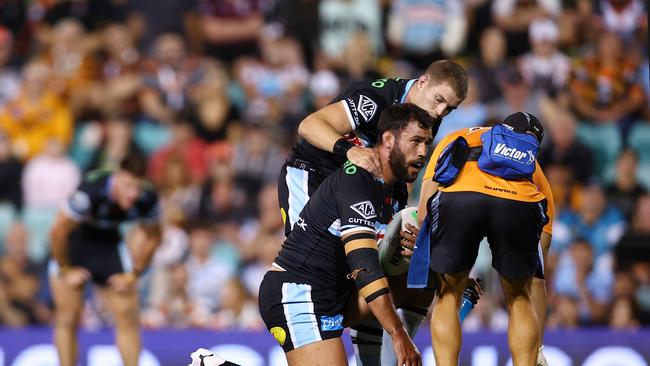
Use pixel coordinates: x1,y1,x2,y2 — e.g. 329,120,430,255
378,207,419,276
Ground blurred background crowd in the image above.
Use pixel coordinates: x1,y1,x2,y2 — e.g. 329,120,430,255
0,0,648,333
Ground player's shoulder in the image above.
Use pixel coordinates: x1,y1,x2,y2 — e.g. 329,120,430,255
448,127,489,146
339,77,405,101
78,169,112,196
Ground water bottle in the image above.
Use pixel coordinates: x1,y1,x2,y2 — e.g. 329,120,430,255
459,280,481,322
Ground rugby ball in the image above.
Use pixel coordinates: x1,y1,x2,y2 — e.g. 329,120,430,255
378,207,419,276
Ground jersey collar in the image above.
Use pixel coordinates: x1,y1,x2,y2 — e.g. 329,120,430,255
400,79,416,103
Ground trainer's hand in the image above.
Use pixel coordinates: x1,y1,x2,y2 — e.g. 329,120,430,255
108,273,137,294
399,223,420,258
391,327,421,366
60,267,90,287
347,146,381,177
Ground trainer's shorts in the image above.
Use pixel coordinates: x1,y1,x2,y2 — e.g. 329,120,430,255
49,228,131,286
428,191,548,280
278,162,327,236
258,270,351,352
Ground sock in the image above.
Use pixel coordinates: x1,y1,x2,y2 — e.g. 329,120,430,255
381,307,427,366
350,318,383,366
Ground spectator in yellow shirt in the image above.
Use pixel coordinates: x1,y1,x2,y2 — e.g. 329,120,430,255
0,60,73,160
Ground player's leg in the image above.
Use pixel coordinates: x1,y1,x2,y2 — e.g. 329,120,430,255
500,275,538,366
97,283,141,366
430,271,470,366
286,337,348,366
531,231,551,365
259,270,348,365
488,198,547,366
425,192,486,366
97,241,141,366
50,263,86,366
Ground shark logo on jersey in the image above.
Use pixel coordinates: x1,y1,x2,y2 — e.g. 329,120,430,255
296,217,308,230
350,201,377,220
357,95,377,122
69,191,90,214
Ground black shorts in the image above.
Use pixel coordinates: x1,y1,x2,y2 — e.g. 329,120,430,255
278,162,328,236
428,191,548,280
49,229,130,286
258,270,352,352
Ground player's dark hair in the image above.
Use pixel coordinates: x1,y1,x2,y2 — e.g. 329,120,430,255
119,152,147,178
377,103,435,143
425,60,468,100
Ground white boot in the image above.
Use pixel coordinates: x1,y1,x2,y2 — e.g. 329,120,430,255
537,345,549,366
189,348,227,366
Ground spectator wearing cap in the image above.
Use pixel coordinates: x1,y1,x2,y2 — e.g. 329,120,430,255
518,18,571,96
0,27,19,108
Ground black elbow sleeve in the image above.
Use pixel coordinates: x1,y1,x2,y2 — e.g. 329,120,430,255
346,247,389,303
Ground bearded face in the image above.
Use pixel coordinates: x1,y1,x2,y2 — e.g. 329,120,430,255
388,134,427,183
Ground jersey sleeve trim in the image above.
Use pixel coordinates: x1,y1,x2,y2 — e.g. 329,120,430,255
359,277,389,300
60,202,84,222
341,226,376,237
344,239,378,255
340,100,356,131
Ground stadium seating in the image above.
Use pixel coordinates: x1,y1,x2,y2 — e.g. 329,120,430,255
575,123,622,181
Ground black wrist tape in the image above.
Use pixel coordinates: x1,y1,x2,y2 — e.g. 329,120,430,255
333,138,355,156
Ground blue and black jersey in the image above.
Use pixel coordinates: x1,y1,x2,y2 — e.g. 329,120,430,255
62,170,160,244
274,162,407,295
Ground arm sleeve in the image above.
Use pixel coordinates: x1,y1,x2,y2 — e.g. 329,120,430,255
338,84,390,132
534,163,554,234
138,188,161,226
61,183,93,222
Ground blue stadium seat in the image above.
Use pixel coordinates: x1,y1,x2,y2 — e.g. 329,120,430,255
21,207,58,262
575,123,622,179
134,121,172,156
628,123,650,164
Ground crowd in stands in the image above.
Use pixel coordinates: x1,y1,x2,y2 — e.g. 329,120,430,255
0,0,648,332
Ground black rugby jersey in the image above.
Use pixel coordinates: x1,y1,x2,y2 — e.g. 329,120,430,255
292,78,435,175
274,161,407,293
62,170,160,243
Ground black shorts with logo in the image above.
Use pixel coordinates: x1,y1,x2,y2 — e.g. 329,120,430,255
258,270,352,352
428,191,548,280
